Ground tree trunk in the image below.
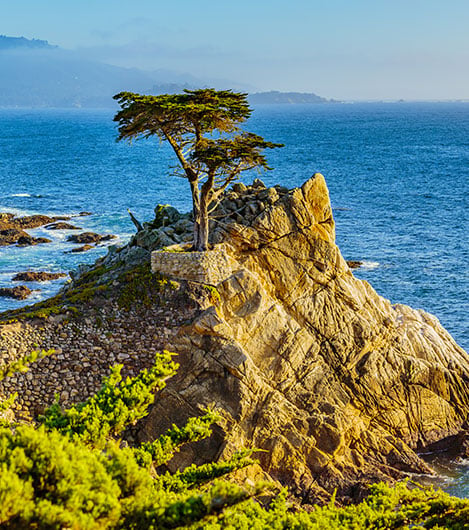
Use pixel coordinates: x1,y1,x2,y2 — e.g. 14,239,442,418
194,195,209,251
192,172,212,251
189,179,202,250
195,211,209,251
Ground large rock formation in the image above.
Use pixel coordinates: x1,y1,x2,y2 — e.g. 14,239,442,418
142,174,469,500
1,174,468,503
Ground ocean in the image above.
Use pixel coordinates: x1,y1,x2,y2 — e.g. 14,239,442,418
0,102,468,492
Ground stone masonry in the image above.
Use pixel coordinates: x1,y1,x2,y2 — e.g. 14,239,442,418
151,245,236,285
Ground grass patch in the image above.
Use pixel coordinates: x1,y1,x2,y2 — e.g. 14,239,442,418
117,263,178,311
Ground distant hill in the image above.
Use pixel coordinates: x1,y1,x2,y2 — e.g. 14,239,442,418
0,35,56,50
0,50,158,108
0,36,331,108
248,91,332,104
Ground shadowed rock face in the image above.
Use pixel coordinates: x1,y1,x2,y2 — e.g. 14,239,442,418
142,174,469,500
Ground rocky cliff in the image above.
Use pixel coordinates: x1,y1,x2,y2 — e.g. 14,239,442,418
1,174,468,502
143,174,469,500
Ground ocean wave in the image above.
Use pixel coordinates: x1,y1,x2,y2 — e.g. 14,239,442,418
5,193,44,198
360,261,380,270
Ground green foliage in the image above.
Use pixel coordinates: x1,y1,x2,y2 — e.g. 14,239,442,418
113,89,282,251
119,264,168,306
203,284,221,305
159,449,257,493
1,348,469,528
117,263,178,311
40,351,178,448
134,411,220,469
0,349,53,381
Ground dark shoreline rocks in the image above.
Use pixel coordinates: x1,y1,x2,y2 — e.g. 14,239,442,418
67,232,117,244
12,272,67,282
0,285,33,300
46,222,81,230
17,235,52,246
0,213,71,247
69,244,94,253
0,228,30,246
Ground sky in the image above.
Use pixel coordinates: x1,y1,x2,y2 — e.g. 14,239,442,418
2,0,469,100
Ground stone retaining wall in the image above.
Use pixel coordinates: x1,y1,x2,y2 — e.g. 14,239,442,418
151,245,235,285
0,286,197,421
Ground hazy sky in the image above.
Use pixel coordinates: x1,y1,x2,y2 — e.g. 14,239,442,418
2,0,469,100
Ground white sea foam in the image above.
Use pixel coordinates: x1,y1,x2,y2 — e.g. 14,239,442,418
11,193,32,197
360,261,380,270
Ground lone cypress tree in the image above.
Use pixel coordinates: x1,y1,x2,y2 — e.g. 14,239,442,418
113,89,282,251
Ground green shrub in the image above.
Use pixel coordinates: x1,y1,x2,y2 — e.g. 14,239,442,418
1,350,469,529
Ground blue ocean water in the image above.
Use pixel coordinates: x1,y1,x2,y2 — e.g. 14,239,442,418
0,103,468,494
0,103,467,350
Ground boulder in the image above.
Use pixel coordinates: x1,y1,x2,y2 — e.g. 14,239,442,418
347,260,363,269
16,236,52,246
152,204,181,228
70,244,94,253
10,215,64,229
0,228,29,246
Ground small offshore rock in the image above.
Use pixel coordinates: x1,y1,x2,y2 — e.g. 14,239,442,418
70,244,94,253
67,232,102,244
11,215,65,229
12,271,67,282
17,236,52,246
0,228,29,246
347,260,363,269
46,222,81,230
0,285,33,300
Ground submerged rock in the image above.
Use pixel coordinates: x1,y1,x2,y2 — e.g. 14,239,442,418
69,244,94,253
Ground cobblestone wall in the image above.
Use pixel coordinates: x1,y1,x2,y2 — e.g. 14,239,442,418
0,286,197,421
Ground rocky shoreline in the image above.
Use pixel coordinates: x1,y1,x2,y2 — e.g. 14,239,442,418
0,211,117,301
0,174,468,503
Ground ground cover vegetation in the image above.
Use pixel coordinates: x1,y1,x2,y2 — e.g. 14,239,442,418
1,350,469,528
113,89,282,251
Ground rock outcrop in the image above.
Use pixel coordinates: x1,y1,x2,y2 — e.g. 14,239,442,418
0,213,67,246
143,174,469,500
0,286,33,300
67,232,116,244
1,174,468,503
12,272,67,282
